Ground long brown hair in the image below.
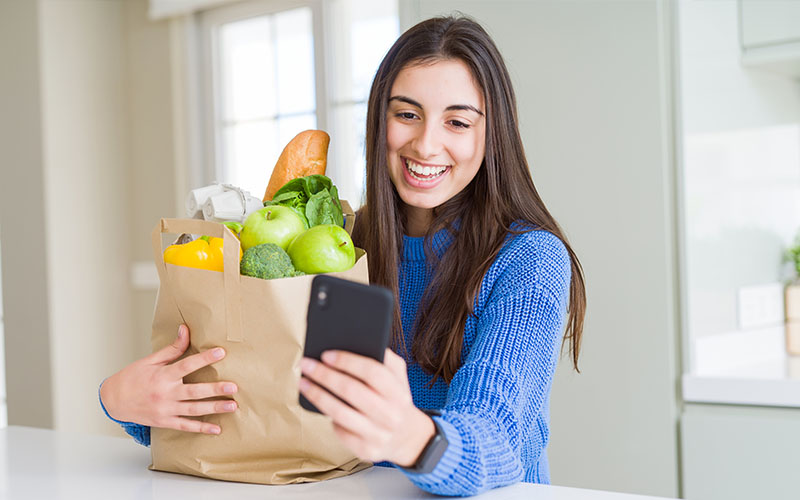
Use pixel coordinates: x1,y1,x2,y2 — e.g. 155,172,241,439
352,15,586,383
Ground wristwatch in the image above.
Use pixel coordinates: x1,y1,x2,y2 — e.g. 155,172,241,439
400,409,449,474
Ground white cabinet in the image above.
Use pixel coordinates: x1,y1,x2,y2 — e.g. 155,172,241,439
739,0,800,48
681,403,800,500
738,0,800,77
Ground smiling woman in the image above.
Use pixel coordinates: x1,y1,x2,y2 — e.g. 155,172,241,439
385,60,487,227
302,15,587,496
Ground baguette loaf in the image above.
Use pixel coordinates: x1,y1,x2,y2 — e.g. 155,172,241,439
263,130,330,201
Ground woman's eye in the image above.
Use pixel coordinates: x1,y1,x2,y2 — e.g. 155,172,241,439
449,120,470,129
396,112,417,120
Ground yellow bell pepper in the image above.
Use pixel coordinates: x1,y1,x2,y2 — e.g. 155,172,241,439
163,236,241,272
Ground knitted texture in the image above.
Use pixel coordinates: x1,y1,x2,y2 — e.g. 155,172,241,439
99,227,571,497
392,227,571,496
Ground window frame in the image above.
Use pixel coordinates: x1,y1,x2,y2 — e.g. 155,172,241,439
198,0,330,187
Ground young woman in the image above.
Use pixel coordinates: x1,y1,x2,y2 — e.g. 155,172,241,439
100,15,585,497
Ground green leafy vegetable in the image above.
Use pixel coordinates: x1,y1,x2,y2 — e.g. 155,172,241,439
222,221,244,235
264,174,343,228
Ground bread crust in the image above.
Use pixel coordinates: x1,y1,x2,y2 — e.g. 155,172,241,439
263,130,330,201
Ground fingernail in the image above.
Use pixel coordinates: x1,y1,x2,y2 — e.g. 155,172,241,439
300,357,316,374
321,351,337,364
299,378,311,391
223,383,237,394
177,325,185,339
212,348,225,359
209,427,221,435
223,402,236,411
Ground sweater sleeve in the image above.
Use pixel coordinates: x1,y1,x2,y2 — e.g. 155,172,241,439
98,380,151,447
401,232,571,496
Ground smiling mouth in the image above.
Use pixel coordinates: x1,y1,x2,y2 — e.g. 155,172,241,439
403,158,450,181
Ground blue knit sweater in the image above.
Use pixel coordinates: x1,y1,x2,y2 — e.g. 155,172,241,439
100,227,571,496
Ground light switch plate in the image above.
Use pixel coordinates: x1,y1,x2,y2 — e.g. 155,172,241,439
737,283,785,330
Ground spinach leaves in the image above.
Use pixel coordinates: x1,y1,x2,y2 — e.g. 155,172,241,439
265,175,344,229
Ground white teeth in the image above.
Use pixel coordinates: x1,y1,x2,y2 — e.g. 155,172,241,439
405,159,447,180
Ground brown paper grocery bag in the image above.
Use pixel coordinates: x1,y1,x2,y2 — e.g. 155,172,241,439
148,207,371,484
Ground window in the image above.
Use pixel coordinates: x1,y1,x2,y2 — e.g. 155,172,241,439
200,0,399,207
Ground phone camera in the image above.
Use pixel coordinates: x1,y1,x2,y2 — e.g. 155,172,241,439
316,287,328,307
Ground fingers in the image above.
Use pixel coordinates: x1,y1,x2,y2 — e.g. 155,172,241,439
300,358,392,422
174,399,238,417
383,349,409,383
162,417,222,435
147,324,227,379
332,422,381,462
178,381,238,401
148,324,190,364
319,351,409,401
168,346,226,378
298,377,379,437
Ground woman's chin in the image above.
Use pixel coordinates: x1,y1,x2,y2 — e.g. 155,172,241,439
398,190,448,210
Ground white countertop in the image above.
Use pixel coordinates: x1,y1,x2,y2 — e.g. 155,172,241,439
683,355,800,407
682,327,800,408
0,426,672,500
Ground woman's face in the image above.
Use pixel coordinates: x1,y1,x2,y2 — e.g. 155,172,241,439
386,59,486,210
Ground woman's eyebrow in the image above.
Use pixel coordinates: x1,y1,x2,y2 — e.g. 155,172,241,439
388,95,484,116
445,104,484,116
388,95,422,108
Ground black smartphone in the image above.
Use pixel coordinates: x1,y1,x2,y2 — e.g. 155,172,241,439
299,275,394,413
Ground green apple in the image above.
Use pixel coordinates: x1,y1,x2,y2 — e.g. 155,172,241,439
240,205,306,251
287,224,356,274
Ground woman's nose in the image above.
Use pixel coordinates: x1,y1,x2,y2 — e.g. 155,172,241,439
411,122,442,159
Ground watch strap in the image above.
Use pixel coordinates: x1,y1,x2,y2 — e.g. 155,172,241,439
400,409,449,474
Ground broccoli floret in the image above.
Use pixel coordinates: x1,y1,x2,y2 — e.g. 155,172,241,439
240,243,304,280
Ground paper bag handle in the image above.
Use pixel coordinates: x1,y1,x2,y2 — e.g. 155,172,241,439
151,218,244,343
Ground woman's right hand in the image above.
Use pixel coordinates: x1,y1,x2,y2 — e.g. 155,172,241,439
100,324,237,435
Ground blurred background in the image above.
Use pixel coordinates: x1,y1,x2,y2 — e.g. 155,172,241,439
1,1,800,499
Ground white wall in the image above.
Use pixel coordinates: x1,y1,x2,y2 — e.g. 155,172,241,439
37,0,135,434
123,0,178,362
0,0,174,435
0,228,6,427
678,0,800,341
406,1,680,497
0,0,206,437
37,0,176,435
0,0,55,429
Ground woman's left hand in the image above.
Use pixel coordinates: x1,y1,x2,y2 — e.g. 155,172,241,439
299,348,435,467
